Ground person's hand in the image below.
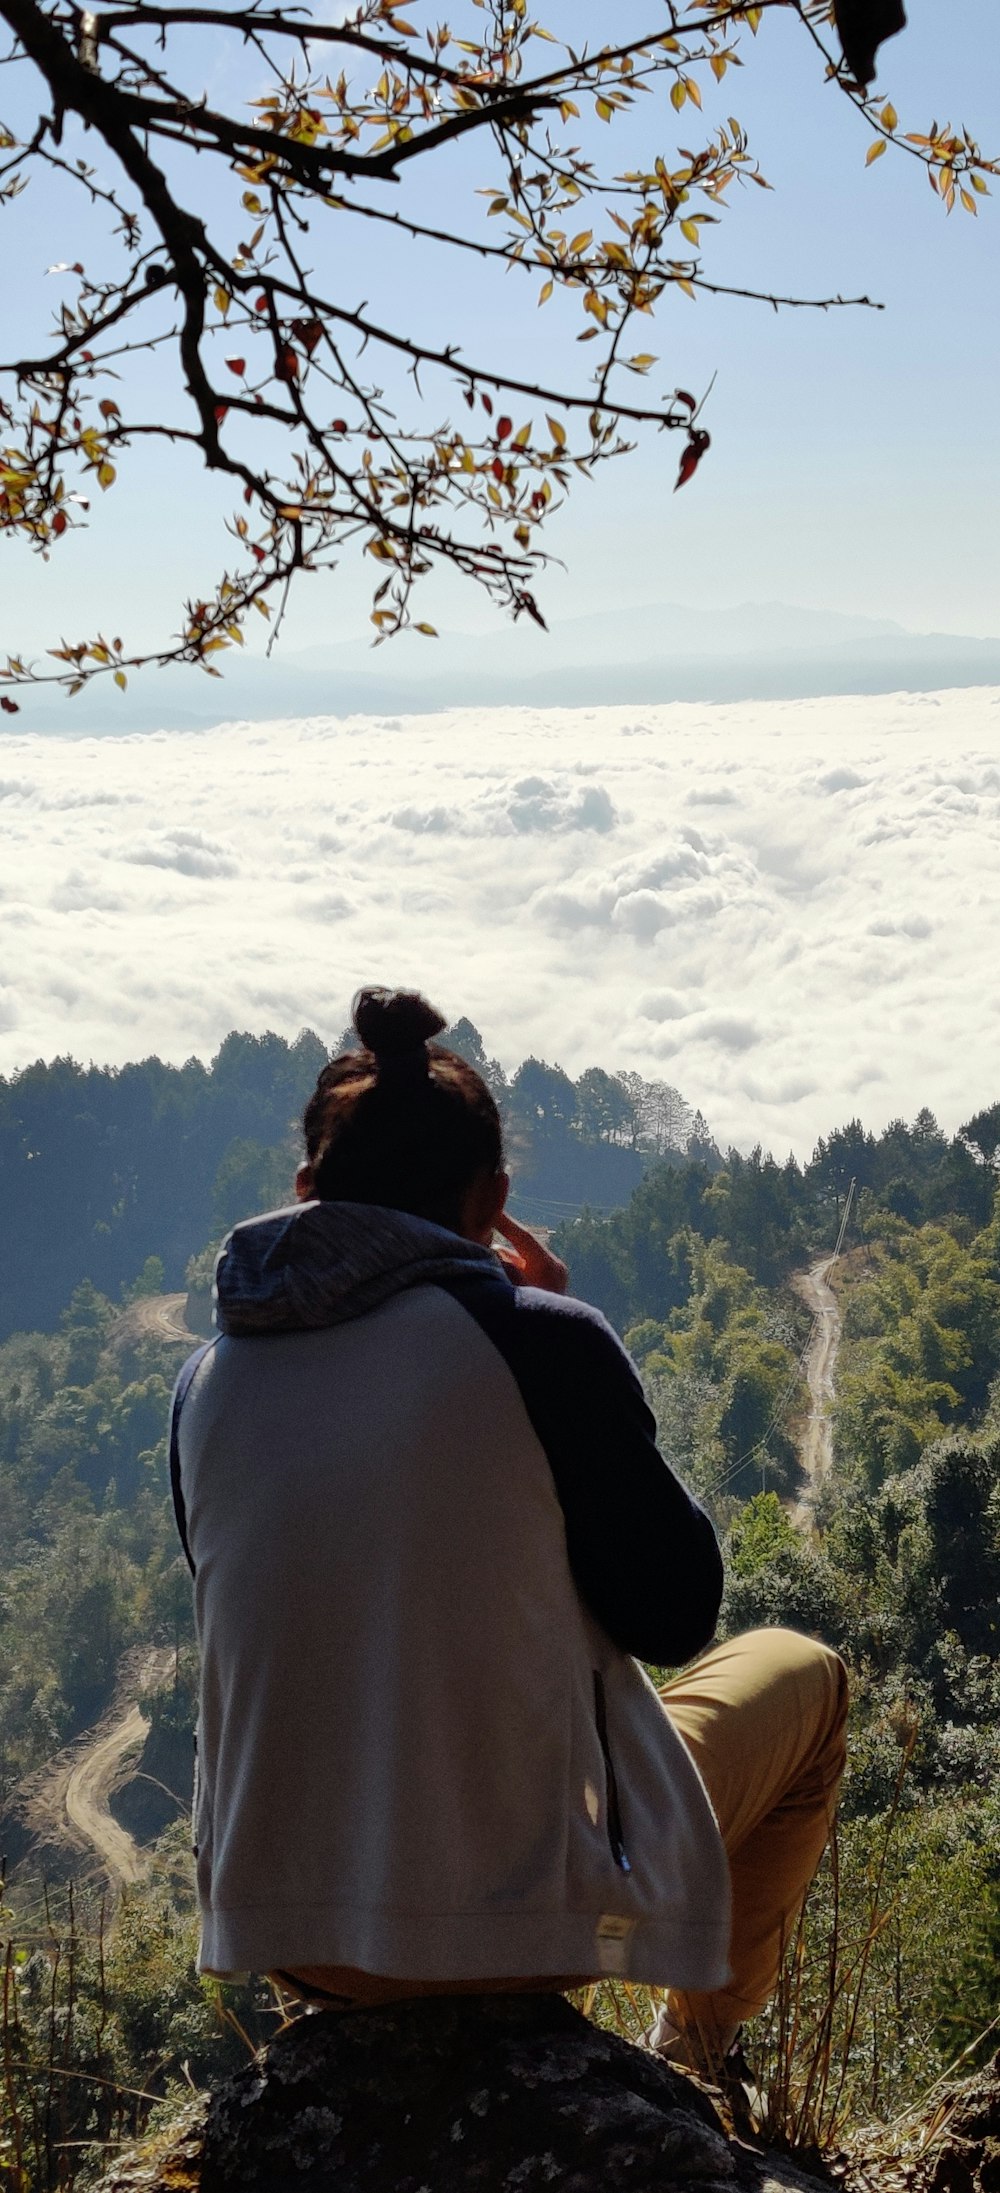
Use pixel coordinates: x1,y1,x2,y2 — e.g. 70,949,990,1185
494,1212,569,1295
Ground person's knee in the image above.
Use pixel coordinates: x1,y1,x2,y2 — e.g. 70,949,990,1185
733,1627,849,1763
780,1630,849,1783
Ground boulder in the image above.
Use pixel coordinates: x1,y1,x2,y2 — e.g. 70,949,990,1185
96,1992,835,2193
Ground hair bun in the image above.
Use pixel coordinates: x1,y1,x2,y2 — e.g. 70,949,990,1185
352,986,447,1058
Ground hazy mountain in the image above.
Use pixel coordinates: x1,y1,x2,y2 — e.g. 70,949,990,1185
16,599,1000,734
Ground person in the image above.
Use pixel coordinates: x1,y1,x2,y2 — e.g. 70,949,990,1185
170,986,847,2070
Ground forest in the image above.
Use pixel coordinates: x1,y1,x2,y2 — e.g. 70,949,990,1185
3,1043,1000,2182
0,1023,713,1341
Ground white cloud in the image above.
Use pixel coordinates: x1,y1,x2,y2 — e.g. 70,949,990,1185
2,689,1000,1157
392,774,618,838
126,827,238,878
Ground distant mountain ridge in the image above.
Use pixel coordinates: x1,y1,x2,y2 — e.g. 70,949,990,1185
16,598,1000,733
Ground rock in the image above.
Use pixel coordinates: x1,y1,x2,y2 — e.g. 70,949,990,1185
97,2097,207,2192
915,2054,1000,2193
97,1993,839,2193
201,1993,737,2193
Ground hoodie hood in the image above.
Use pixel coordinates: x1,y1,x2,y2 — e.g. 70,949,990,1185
214,1199,505,1337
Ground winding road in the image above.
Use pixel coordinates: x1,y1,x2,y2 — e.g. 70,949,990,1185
64,1706,151,1887
59,1647,175,1890
791,1256,842,1527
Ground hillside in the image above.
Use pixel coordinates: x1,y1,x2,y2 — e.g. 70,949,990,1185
3,1085,1000,2183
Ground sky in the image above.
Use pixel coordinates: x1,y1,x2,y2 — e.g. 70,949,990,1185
1,0,999,661
3,686,1000,1159
2,2,999,1153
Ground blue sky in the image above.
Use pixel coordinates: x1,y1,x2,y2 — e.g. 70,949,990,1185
2,0,999,670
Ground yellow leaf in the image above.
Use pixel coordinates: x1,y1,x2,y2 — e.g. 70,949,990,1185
546,414,567,449
680,217,700,245
670,80,685,111
866,138,887,165
960,187,977,214
880,102,898,132
414,622,438,636
254,597,270,617
684,77,702,109
711,55,727,81
568,230,593,255
538,278,553,305
97,461,116,490
114,669,127,691
242,191,262,213
513,421,533,448
675,276,696,299
214,285,231,315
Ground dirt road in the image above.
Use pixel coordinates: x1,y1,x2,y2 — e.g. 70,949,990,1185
113,1292,200,1351
791,1257,842,1528
61,1647,174,1891
64,1707,150,1887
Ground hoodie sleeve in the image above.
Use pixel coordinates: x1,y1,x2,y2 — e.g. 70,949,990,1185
438,1276,723,1667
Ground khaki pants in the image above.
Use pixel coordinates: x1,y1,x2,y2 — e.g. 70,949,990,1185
658,1626,849,2048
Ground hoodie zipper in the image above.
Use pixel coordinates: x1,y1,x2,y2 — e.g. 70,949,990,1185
593,1671,631,1874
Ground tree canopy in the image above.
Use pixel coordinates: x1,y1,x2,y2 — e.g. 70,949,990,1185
1,0,992,706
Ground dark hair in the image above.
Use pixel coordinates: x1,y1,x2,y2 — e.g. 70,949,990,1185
302,987,504,1231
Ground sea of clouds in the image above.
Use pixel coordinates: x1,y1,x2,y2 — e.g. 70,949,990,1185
2,686,999,1156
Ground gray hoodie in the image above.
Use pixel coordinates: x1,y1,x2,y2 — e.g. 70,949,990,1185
171,1200,730,1987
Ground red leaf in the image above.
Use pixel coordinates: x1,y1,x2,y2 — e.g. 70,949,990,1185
225,356,246,377
676,389,697,409
292,316,323,356
251,544,266,561
52,509,68,535
214,403,229,424
331,418,348,434
80,350,93,362
0,696,20,713
254,294,268,314
497,415,513,441
275,343,299,382
491,457,505,481
674,429,711,492
481,392,493,415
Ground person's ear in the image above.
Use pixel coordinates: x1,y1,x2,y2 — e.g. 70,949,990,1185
478,1168,509,1240
460,1167,509,1244
296,1161,315,1202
